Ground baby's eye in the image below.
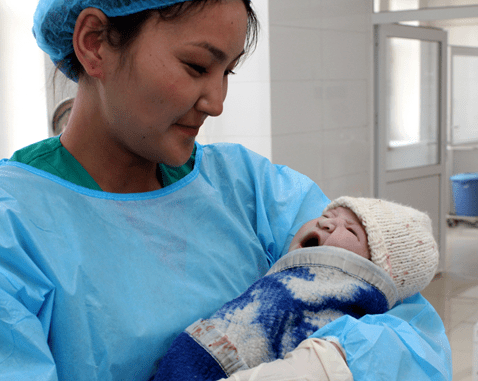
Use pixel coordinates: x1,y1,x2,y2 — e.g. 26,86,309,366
347,228,358,237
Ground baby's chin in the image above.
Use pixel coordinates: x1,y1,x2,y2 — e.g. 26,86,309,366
288,243,321,253
287,242,304,253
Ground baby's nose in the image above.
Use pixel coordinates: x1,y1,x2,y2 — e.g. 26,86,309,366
319,218,336,231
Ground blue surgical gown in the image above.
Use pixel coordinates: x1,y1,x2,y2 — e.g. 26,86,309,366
0,142,451,380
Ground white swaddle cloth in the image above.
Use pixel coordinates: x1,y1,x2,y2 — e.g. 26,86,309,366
154,246,398,381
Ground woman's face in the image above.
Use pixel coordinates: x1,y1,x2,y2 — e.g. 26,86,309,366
100,0,248,167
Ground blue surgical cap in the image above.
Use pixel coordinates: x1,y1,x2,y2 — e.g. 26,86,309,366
33,0,192,80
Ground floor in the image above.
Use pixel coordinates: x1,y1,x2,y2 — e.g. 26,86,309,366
421,223,478,381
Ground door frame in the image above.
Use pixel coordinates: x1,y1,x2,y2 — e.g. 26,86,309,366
374,24,448,269
449,45,478,146
447,45,478,214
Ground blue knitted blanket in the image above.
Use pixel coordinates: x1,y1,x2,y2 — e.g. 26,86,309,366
152,246,398,381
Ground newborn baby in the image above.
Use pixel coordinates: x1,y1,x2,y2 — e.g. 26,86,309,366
289,205,370,260
153,197,439,381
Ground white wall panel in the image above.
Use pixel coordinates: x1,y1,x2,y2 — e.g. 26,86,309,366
271,131,324,182
271,80,324,135
0,0,48,158
198,0,271,159
269,0,374,198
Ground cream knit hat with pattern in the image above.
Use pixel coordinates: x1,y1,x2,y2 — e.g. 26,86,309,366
324,197,439,301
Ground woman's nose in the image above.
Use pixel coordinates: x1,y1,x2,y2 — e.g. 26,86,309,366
196,76,227,117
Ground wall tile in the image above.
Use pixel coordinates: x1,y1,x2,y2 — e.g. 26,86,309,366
321,126,371,179
321,80,369,129
269,0,323,29
268,0,374,200
321,0,371,32
271,80,323,135
321,30,370,80
269,0,370,31
319,172,372,200
200,81,271,138
232,28,270,83
172,0,273,159
271,131,324,184
270,26,322,82
1,1,49,157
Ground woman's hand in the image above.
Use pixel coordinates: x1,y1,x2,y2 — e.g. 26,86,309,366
222,338,352,381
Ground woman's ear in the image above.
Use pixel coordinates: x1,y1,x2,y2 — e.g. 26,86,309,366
73,8,109,80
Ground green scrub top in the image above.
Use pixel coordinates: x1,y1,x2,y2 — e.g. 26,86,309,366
9,136,195,191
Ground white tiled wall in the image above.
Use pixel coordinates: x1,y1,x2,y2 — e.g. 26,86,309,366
0,0,49,158
199,1,376,200
269,0,374,200
197,0,272,159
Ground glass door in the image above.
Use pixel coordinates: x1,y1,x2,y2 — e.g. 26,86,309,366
385,37,440,171
450,46,478,146
375,24,447,265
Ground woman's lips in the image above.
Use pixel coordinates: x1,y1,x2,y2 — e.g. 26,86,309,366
175,123,200,137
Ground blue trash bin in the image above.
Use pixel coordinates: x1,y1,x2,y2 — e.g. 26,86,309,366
450,173,478,216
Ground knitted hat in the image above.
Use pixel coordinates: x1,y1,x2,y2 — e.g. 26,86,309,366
324,197,439,301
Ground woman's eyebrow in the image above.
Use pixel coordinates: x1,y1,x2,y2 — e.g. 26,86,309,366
189,42,245,63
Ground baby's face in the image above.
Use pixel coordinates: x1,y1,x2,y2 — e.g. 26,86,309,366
289,207,370,260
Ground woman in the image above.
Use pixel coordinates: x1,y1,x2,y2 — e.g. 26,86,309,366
0,0,451,380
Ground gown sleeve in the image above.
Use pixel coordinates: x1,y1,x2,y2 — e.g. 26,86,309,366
310,293,452,380
0,214,58,380
207,143,331,266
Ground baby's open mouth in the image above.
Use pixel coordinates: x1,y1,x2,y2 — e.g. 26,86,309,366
301,234,319,248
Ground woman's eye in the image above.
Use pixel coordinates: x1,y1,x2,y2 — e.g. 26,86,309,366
187,63,207,75
224,69,236,76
